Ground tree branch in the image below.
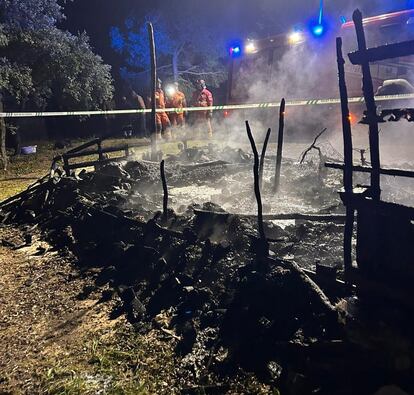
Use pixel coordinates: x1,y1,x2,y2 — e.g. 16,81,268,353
179,70,225,76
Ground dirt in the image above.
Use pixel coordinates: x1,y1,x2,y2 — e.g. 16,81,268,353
0,225,275,395
0,225,119,393
2,138,414,394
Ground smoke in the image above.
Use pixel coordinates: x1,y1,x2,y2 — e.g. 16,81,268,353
217,40,341,147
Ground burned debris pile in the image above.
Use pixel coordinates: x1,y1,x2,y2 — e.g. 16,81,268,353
0,147,412,394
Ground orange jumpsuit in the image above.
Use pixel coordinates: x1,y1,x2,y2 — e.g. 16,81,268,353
166,91,187,127
192,88,213,137
154,89,171,133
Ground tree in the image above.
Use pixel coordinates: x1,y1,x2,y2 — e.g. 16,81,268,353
1,0,64,30
4,29,113,111
0,0,114,170
110,5,229,92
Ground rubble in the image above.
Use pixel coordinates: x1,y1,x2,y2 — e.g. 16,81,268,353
1,139,414,394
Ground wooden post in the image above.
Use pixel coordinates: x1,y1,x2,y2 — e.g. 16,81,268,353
97,141,104,161
160,160,168,221
259,128,271,186
0,93,8,171
147,22,157,161
62,154,70,176
336,37,354,284
274,98,285,192
353,9,381,200
246,121,267,245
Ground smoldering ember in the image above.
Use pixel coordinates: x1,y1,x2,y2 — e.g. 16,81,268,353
1,1,414,395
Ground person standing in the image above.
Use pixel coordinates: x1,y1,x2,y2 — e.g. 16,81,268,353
192,79,213,139
148,78,171,140
166,82,187,134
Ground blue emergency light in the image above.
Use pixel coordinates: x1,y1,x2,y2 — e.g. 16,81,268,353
229,45,241,57
310,0,327,37
312,24,325,36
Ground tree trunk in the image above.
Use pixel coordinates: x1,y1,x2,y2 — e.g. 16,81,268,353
172,51,179,83
0,94,7,171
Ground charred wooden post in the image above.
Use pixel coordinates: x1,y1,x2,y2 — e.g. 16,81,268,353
97,141,104,161
246,121,267,249
336,37,354,284
353,9,381,200
147,22,157,161
63,155,70,176
160,160,168,221
259,128,272,187
274,98,285,192
65,137,105,155
0,94,7,171
359,149,367,166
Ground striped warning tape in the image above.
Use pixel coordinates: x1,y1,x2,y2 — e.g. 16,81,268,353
0,93,413,118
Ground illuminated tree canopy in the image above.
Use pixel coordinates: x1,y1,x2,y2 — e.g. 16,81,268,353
110,7,230,90
0,0,114,168
0,0,114,111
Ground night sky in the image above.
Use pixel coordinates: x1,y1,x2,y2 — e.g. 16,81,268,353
60,0,414,75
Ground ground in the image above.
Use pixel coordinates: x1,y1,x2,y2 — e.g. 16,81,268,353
2,134,413,393
0,137,212,202
0,139,277,394
0,224,273,394
0,225,182,394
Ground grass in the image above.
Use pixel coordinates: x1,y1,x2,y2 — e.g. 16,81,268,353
39,326,277,395
40,325,178,395
0,136,210,202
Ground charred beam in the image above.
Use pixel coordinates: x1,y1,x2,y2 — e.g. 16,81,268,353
325,162,414,179
193,208,346,223
66,155,130,170
267,257,337,315
349,40,414,65
259,128,272,186
274,98,285,192
179,160,230,170
336,37,354,284
60,145,132,160
65,137,105,155
160,160,168,221
353,9,381,200
246,121,267,246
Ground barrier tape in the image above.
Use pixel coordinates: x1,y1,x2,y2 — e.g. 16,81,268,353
0,93,413,118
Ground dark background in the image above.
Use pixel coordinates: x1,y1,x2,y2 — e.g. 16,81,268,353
60,0,414,79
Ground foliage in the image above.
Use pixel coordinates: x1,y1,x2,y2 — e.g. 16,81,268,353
0,0,64,30
110,6,229,89
0,0,113,111
3,28,113,110
0,58,32,102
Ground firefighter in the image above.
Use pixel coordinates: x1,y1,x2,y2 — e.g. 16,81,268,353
192,79,213,138
148,78,171,140
166,82,187,132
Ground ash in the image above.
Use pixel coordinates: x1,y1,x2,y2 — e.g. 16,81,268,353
2,141,414,394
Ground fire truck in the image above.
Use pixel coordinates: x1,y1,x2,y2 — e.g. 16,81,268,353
227,9,414,106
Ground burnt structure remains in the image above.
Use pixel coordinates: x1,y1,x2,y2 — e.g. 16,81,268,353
1,9,414,395
327,9,414,304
